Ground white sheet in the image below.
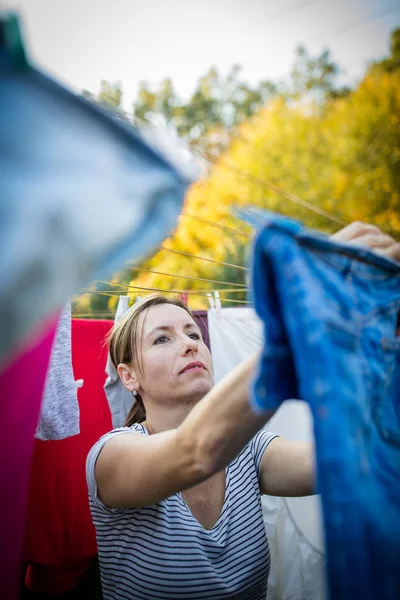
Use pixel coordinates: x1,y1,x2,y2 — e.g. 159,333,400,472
208,307,327,600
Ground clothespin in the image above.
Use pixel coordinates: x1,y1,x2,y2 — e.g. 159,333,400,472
207,293,215,310
214,290,222,318
178,292,189,305
207,291,222,316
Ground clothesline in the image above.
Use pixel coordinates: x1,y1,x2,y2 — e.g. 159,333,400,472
95,281,248,294
157,246,249,270
181,212,251,239
80,287,251,304
133,111,347,229
123,265,247,287
195,150,347,227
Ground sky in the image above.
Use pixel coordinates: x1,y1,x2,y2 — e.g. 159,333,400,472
4,0,400,110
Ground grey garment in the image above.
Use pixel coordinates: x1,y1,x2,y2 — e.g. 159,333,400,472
104,296,135,428
36,301,80,440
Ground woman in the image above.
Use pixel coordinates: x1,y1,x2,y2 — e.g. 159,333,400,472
86,222,400,600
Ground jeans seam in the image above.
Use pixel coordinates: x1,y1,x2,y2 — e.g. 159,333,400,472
304,247,400,280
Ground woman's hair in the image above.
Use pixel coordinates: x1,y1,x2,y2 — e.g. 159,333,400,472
106,294,193,427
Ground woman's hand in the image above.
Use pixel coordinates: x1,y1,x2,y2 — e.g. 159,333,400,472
331,221,400,262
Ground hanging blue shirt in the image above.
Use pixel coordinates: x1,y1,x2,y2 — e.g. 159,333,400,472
243,210,400,600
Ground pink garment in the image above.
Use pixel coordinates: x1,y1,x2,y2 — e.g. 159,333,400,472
0,321,58,600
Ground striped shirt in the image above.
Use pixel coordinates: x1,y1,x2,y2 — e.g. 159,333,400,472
86,424,278,600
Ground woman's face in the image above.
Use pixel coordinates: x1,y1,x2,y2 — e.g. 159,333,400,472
132,303,214,404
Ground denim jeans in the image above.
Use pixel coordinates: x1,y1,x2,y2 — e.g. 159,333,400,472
244,210,400,600
0,14,193,364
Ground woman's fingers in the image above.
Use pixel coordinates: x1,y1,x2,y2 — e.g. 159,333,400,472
331,221,380,243
381,243,400,262
345,232,397,250
331,221,400,263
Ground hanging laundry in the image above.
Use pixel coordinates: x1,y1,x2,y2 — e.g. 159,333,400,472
243,209,400,600
0,14,197,368
36,301,80,440
0,319,58,600
193,309,210,351
23,318,113,596
208,307,264,383
208,305,326,600
178,292,189,304
104,296,136,429
0,13,196,600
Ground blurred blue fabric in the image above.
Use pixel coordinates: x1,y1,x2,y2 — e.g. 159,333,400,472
0,15,193,364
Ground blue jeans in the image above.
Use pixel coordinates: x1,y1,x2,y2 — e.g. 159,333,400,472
245,210,400,600
0,14,191,363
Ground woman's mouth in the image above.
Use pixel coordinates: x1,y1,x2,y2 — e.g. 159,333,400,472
180,361,206,374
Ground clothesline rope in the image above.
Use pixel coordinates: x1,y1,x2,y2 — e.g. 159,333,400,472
80,286,251,303
124,265,247,287
199,150,347,227
157,246,249,270
82,286,249,295
181,212,251,239
94,281,250,297
134,112,346,228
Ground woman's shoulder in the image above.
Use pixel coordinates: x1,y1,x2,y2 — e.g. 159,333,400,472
86,423,147,509
87,423,147,463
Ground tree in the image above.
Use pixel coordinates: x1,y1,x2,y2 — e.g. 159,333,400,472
287,45,350,102
370,27,400,74
133,66,278,152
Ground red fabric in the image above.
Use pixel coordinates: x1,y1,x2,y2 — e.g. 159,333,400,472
0,320,58,600
24,319,113,594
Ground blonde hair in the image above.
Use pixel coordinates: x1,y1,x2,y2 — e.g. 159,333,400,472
106,294,193,427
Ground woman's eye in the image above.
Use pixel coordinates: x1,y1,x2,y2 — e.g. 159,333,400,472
154,335,169,344
189,333,201,340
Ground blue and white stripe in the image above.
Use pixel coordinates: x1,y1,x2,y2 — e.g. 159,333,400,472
86,424,277,600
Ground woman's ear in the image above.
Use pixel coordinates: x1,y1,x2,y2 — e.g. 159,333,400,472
117,363,139,393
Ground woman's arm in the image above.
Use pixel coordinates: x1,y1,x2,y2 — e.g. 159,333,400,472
96,222,400,509
259,438,314,497
96,352,273,509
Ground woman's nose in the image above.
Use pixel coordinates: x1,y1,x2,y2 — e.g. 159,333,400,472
182,337,198,354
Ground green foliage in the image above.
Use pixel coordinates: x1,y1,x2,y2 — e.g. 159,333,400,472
370,27,400,74
133,66,278,152
288,45,344,101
